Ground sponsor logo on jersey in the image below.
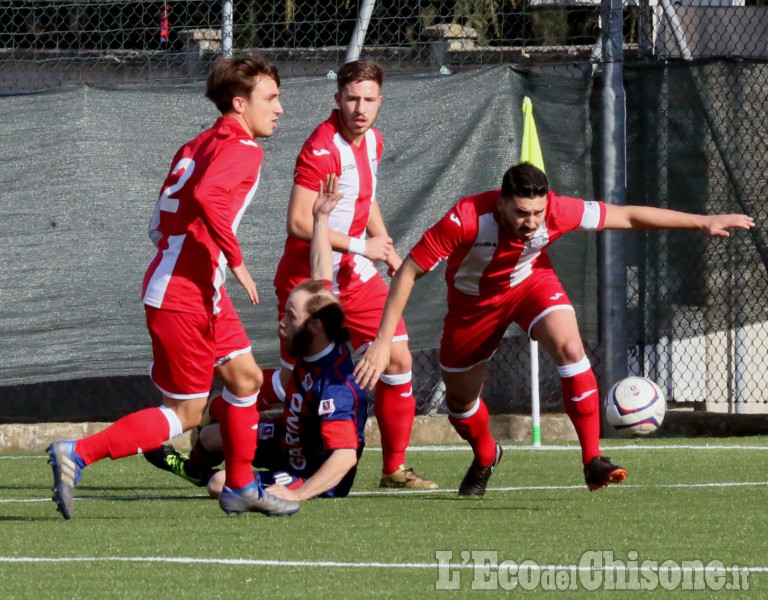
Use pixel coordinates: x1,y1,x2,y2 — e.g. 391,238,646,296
319,398,336,416
474,241,497,248
285,392,307,471
341,162,357,174
302,372,313,391
312,148,331,156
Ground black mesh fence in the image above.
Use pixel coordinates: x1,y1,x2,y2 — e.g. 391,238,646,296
1,1,767,421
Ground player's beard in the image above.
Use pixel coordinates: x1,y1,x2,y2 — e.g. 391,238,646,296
287,323,313,358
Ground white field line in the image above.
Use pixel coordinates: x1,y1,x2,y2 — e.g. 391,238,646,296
0,555,766,574
3,480,768,504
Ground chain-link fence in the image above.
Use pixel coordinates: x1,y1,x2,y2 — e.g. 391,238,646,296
2,1,767,421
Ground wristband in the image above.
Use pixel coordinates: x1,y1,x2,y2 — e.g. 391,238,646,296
348,237,366,256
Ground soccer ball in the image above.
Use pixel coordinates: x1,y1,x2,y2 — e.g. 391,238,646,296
604,376,666,436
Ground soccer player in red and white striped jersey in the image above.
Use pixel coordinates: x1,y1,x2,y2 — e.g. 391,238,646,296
47,54,299,519
270,60,437,489
355,162,754,495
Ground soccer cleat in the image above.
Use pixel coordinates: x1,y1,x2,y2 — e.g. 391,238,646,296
47,440,84,519
143,444,217,487
458,442,504,496
379,465,439,490
584,456,628,490
218,482,300,517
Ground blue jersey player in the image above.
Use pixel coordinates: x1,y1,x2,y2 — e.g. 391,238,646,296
146,174,368,501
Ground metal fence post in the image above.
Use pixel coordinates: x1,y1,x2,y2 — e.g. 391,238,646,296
345,0,377,63
222,0,233,58
599,0,628,423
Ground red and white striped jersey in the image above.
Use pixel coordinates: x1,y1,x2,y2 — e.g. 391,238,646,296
274,110,383,295
409,189,606,306
142,116,263,315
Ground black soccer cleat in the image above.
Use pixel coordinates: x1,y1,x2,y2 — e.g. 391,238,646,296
458,442,503,496
584,456,627,491
143,444,217,488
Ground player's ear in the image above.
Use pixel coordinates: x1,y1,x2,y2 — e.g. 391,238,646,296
334,91,342,108
231,95,246,115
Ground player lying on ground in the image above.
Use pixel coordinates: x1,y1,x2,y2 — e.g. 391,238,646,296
354,162,754,495
47,54,299,519
146,175,368,501
268,59,436,490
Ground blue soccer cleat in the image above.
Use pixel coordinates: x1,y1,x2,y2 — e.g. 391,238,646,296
218,481,300,517
47,440,84,519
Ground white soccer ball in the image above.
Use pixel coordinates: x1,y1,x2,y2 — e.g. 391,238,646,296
604,376,666,436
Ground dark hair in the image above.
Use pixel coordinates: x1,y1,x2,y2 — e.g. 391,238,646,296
292,280,350,346
500,163,549,200
337,59,383,92
205,53,280,114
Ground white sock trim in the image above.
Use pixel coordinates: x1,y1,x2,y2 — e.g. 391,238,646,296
557,356,591,378
448,398,481,420
379,371,412,386
158,405,183,439
222,386,259,408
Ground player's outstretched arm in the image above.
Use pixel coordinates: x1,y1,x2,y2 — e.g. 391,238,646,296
310,174,344,282
266,448,358,501
354,256,426,390
287,183,393,260
603,204,755,237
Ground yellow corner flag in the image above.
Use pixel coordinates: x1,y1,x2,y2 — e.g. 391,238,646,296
521,96,545,174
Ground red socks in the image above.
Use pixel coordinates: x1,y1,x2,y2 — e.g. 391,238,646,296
559,358,601,465
448,398,498,467
375,373,415,475
75,407,177,465
209,391,259,490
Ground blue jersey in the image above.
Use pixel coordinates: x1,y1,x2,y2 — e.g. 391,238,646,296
256,341,367,497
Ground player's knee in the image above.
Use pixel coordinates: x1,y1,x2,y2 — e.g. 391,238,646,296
385,346,412,374
227,367,263,397
555,340,587,365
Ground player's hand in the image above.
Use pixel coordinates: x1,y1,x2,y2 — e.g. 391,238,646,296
230,263,259,305
354,339,391,391
386,250,403,278
702,214,755,237
364,235,394,262
265,483,302,502
313,174,343,219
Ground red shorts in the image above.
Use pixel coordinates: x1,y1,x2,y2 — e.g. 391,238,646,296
276,274,407,369
440,269,573,371
145,293,251,398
